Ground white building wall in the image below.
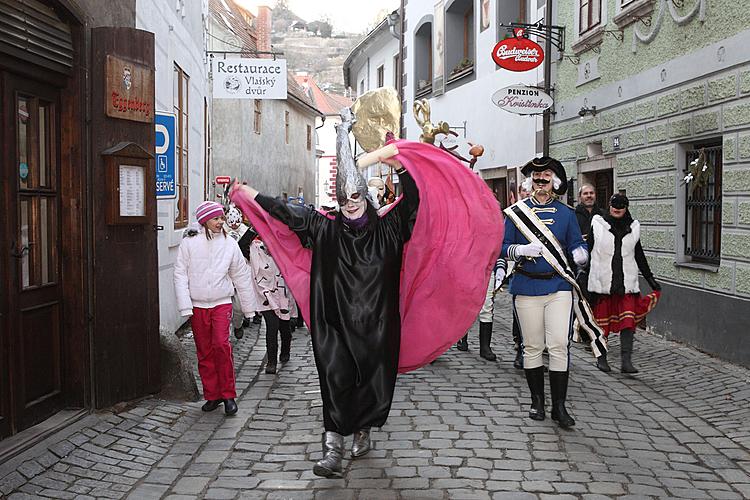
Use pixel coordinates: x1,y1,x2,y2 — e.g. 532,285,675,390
136,0,211,335
316,115,341,208
403,0,540,174
344,27,402,186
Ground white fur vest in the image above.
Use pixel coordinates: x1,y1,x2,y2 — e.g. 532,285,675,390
588,215,641,295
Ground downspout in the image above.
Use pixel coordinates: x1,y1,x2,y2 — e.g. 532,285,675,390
542,0,553,156
83,21,96,410
399,1,405,136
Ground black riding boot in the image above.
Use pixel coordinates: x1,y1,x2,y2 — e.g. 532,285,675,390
456,334,468,351
620,329,639,373
524,366,545,421
512,315,523,369
279,319,292,363
596,352,612,372
262,311,279,374
549,371,575,428
478,322,496,361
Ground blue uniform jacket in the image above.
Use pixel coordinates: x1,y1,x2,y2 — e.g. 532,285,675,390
501,197,586,296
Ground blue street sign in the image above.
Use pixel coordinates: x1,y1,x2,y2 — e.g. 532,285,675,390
155,113,176,199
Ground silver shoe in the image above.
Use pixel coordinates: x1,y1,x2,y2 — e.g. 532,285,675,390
351,428,371,458
312,431,344,477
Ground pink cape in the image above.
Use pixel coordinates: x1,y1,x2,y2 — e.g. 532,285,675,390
230,139,503,372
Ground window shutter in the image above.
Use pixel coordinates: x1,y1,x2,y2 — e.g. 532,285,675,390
0,0,74,75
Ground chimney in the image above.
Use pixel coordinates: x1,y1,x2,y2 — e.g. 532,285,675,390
257,5,272,54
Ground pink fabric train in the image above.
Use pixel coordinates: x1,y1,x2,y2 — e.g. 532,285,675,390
230,139,503,372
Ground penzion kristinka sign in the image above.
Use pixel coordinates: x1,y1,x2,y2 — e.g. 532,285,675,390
491,84,553,115
492,28,544,72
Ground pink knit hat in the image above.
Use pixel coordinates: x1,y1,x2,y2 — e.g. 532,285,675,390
195,201,224,225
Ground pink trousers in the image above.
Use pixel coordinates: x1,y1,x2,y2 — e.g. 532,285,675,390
191,303,236,400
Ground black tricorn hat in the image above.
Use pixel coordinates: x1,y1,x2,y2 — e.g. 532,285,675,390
521,156,568,196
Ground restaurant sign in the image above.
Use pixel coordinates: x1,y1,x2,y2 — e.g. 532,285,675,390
212,58,288,99
105,55,154,123
491,84,553,115
492,29,544,72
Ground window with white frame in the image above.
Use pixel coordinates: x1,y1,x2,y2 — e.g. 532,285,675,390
414,20,433,97
445,0,474,82
579,0,602,35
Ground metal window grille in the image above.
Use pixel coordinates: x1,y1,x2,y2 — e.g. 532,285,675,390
685,145,722,264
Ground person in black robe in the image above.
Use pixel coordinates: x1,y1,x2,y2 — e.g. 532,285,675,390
229,108,419,477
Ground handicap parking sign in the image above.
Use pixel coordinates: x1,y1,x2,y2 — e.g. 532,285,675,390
155,113,176,198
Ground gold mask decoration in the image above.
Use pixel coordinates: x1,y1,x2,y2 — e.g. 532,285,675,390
351,87,401,152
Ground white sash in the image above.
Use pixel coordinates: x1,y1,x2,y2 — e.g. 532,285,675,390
504,200,607,357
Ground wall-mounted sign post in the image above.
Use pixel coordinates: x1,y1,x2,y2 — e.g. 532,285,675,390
105,55,154,122
491,28,545,72
155,113,176,199
212,58,288,99
491,85,554,115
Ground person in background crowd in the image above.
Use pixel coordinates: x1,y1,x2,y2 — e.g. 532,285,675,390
587,193,661,374
574,184,603,242
225,205,253,339
456,256,507,362
174,201,259,416
248,236,293,375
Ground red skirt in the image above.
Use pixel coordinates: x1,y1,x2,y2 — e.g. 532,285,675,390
593,291,661,337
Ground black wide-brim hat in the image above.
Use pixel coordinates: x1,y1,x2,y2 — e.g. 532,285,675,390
521,156,568,196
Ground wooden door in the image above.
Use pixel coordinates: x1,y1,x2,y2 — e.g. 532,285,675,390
594,169,613,210
1,73,64,437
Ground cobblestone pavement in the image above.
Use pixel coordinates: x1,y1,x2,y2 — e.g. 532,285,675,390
2,294,750,499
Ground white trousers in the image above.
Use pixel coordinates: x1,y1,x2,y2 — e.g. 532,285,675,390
478,274,495,323
513,291,573,372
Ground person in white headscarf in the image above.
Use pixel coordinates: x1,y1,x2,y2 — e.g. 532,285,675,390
224,205,253,339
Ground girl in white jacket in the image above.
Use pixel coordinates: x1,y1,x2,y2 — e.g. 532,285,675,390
174,201,259,416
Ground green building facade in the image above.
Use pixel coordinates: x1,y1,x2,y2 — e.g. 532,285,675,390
549,0,750,366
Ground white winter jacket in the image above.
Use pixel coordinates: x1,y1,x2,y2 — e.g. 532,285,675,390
173,229,259,317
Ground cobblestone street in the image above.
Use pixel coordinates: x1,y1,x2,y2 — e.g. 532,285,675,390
2,294,750,500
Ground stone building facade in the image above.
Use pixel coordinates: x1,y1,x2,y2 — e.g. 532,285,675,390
549,0,750,366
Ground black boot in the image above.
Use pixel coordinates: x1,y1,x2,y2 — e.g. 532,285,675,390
478,322,496,361
512,315,523,369
620,329,639,374
596,352,612,372
549,371,575,428
456,334,468,351
513,345,524,370
279,319,292,363
524,366,545,421
234,327,244,340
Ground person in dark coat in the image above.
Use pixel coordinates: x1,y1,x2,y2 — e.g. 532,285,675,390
573,184,603,303
228,109,419,478
574,183,603,242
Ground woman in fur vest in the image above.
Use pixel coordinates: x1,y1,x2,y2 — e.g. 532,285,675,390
587,193,661,373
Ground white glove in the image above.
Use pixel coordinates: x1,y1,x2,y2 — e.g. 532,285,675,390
516,242,543,258
494,268,506,291
572,247,589,267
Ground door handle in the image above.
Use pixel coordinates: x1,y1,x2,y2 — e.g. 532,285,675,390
11,241,29,258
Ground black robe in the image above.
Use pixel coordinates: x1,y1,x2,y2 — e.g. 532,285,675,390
256,172,419,435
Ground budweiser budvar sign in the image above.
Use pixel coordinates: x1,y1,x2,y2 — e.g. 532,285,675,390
492,28,544,72
491,85,553,115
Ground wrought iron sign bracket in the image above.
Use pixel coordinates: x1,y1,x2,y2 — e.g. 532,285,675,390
630,15,652,27
499,21,566,53
604,29,624,42
563,53,581,65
